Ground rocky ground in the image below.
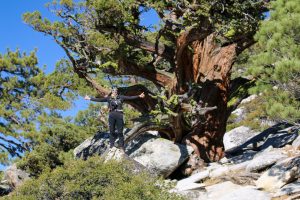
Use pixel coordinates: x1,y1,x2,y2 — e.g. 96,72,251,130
172,123,300,200
1,123,299,199
1,95,299,199
72,121,300,200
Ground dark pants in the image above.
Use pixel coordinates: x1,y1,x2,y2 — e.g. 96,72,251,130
108,111,124,148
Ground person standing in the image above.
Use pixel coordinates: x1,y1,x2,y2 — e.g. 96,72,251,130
84,87,145,153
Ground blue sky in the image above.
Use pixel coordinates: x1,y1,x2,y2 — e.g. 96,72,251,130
0,1,64,73
0,1,159,118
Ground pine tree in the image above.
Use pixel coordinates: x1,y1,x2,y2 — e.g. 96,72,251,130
0,50,90,164
0,50,42,163
248,0,300,123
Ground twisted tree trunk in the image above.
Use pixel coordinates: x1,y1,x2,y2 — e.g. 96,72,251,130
174,34,237,162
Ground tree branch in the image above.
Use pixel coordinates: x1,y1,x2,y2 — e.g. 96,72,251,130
93,24,175,61
118,84,157,113
123,35,175,61
82,73,110,96
102,58,175,88
124,121,170,144
0,135,27,158
53,36,110,97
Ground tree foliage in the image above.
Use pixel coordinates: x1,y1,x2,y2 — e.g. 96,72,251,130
0,49,92,164
17,112,90,176
0,50,42,163
248,0,300,123
22,0,267,82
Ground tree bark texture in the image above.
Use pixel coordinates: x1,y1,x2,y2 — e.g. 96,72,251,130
175,34,237,162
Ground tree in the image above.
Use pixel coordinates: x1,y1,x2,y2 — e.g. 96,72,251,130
0,50,42,163
0,50,89,164
248,0,300,124
23,0,269,162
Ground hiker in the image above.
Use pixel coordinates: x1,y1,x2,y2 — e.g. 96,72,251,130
84,87,145,152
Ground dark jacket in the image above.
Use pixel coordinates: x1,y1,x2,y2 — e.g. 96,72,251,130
90,95,139,112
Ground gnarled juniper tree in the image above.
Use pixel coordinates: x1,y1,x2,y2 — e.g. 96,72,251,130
23,0,269,161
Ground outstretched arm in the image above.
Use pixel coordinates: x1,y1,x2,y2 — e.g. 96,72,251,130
84,95,109,102
120,92,145,100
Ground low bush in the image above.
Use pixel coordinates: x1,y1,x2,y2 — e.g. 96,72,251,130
6,156,182,200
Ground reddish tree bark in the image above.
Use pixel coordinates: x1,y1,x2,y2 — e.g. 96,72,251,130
174,34,238,162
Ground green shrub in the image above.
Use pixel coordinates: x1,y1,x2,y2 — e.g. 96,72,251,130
17,143,63,177
6,157,182,200
17,116,90,177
